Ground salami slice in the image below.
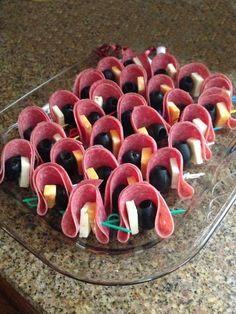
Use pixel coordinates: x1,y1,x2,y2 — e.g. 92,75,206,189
117,182,174,243
151,52,179,79
74,99,105,146
73,68,104,98
104,163,143,215
61,181,109,243
162,88,193,123
90,116,124,157
201,73,233,96
0,139,35,189
117,92,147,121
31,121,67,163
168,121,212,161
32,162,73,216
180,104,215,142
132,53,152,80
121,47,135,64
97,56,124,84
146,147,194,200
17,105,50,140
198,88,236,129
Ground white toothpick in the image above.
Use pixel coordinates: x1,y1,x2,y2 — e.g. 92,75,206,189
184,172,205,179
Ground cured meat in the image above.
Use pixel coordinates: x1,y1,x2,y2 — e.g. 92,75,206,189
151,51,179,79
73,68,104,98
168,121,212,161
177,63,210,84
61,181,109,244
180,104,215,142
74,99,105,146
117,92,147,121
146,147,194,200
134,52,152,80
90,116,124,157
17,105,50,140
201,73,233,96
32,162,73,216
0,139,35,188
117,182,174,243
97,56,124,83
104,163,143,214
121,47,135,64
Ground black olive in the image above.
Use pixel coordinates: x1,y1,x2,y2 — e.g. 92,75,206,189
204,103,216,126
122,81,138,94
103,69,115,81
102,97,118,115
137,199,157,230
23,127,33,140
177,103,187,113
123,59,135,67
94,132,113,152
149,165,171,194
96,166,113,194
37,139,53,162
121,110,133,137
5,155,21,181
112,184,127,213
87,112,102,125
80,86,90,99
147,124,167,143
173,141,192,166
154,68,167,75
54,185,68,212
179,76,193,93
122,150,141,168
56,151,78,175
149,91,164,114
61,104,76,127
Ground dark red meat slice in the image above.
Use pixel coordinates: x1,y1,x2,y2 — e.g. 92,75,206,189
201,73,233,96
117,93,147,121
89,79,123,102
147,74,175,106
151,52,179,79
97,56,124,84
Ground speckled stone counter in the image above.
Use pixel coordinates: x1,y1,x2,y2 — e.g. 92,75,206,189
0,1,236,313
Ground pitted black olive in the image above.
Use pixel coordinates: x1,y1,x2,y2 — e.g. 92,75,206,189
122,82,138,94
37,139,53,162
122,150,141,168
149,165,171,194
137,199,157,230
173,141,192,166
179,76,193,93
5,155,21,181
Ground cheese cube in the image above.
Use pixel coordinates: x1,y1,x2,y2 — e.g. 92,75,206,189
127,176,137,185
141,147,153,178
168,101,180,125
43,185,56,208
87,202,96,232
157,46,166,54
126,200,139,235
160,84,172,94
112,66,121,81
186,137,203,165
53,133,62,142
170,157,179,189
94,96,103,107
79,204,91,238
166,63,177,78
72,150,83,174
19,157,30,188
52,105,65,126
86,167,99,180
80,115,92,133
192,118,208,135
215,102,230,127
137,127,149,135
110,129,121,157
190,72,204,98
137,76,145,93
133,57,142,66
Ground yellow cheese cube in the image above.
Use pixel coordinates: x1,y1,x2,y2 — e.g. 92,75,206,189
80,115,92,133
137,127,149,135
86,167,99,180
141,147,153,178
112,66,121,81
43,185,56,208
110,129,121,157
167,101,180,125
215,102,230,127
87,202,96,232
72,150,83,175
133,57,142,66
137,76,145,93
127,176,137,185
160,84,172,94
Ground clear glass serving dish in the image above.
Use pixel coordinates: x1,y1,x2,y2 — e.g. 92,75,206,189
0,61,235,286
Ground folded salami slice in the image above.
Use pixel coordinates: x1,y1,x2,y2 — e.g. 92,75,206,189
104,163,143,215
162,88,193,124
0,139,35,189
73,68,104,98
198,88,236,129
117,93,147,120
121,47,135,64
90,116,124,157
31,121,67,163
97,56,124,84
32,162,73,216
180,104,215,142
61,181,109,243
151,51,179,79
74,99,105,146
17,105,50,140
168,121,212,161
146,147,194,200
201,73,233,96
119,64,148,98
117,182,174,243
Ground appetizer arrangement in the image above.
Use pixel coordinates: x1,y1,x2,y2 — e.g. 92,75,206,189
1,45,235,245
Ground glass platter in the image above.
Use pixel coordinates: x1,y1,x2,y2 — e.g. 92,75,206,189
0,60,235,286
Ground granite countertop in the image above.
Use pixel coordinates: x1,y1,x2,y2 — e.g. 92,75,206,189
0,1,235,313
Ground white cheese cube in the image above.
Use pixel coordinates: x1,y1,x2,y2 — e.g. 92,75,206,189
94,96,103,107
166,63,177,78
157,46,166,54
192,118,208,135
170,157,180,189
133,57,142,66
79,204,91,238
53,133,62,142
126,200,139,235
186,137,203,165
52,105,65,126
19,157,30,188
190,72,204,98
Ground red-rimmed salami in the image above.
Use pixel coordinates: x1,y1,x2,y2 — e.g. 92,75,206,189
0,139,35,189
117,182,174,243
121,47,135,64
32,162,73,216
104,163,143,215
168,121,212,161
73,68,104,98
97,56,124,83
201,73,233,96
146,147,194,200
180,104,215,142
74,99,105,146
17,105,50,140
61,181,109,244
151,52,179,79
90,116,124,157
117,92,147,121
